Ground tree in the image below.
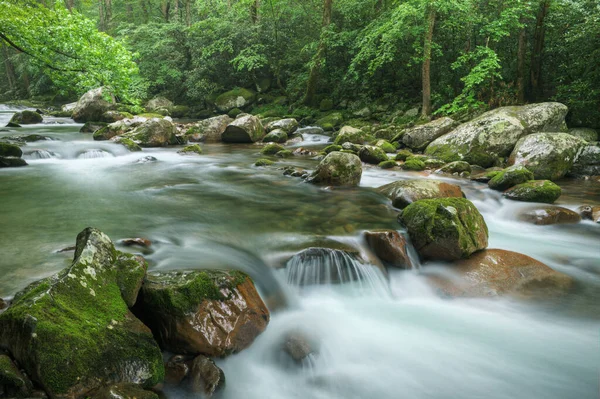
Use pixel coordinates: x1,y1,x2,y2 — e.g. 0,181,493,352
302,0,333,106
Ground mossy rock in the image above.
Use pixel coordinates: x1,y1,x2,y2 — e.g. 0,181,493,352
101,111,133,123
436,161,471,175
395,149,413,161
0,228,163,398
0,142,23,158
275,149,293,158
0,157,28,167
488,165,534,191
503,180,562,204
122,118,176,147
114,137,142,152
135,113,165,119
215,88,256,113
319,98,334,112
228,108,243,118
263,129,288,143
169,105,190,118
9,110,43,125
400,198,488,260
80,121,108,134
0,354,33,397
178,144,203,155
402,158,426,171
316,112,344,131
424,158,446,169
333,126,365,145
358,145,388,164
255,158,275,166
377,179,465,209
375,140,396,153
323,144,342,154
379,160,397,169
308,152,363,187
261,143,285,155
222,115,265,143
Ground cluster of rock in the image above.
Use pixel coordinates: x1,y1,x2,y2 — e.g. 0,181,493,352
0,228,270,399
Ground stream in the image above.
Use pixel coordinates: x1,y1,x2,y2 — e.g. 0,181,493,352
0,105,598,399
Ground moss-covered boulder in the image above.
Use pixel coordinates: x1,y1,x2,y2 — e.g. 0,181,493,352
436,161,471,175
121,118,176,147
72,87,114,123
428,249,573,298
275,149,293,158
101,111,132,123
316,112,344,131
113,137,142,152
503,180,562,203
0,157,27,168
508,133,586,180
571,142,600,177
518,206,581,225
308,152,362,186
215,88,255,113
185,115,233,143
0,142,22,158
333,126,364,145
255,158,274,166
567,127,598,142
488,165,534,191
93,117,145,141
0,228,163,398
377,179,465,209
402,158,426,171
89,383,159,399
395,149,413,161
262,129,288,143
9,110,43,125
401,117,455,151
358,145,388,164
425,102,568,167
134,270,269,357
400,198,488,260
379,160,397,169
261,143,285,155
178,144,203,155
374,140,396,153
265,118,299,135
222,115,265,143
0,354,33,397
80,121,108,134
146,97,173,112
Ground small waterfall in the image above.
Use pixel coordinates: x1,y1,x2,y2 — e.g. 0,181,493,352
285,247,389,294
77,149,114,159
26,149,59,159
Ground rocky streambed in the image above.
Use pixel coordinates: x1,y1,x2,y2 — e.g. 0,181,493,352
0,97,599,399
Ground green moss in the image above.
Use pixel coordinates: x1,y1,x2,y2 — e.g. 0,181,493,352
503,180,562,204
324,144,342,154
255,158,274,166
115,252,147,307
377,141,396,153
437,161,471,174
252,104,288,118
316,112,344,131
136,113,165,119
261,143,285,155
0,142,23,157
275,149,293,158
117,138,142,152
178,144,203,155
403,158,426,171
395,149,413,161
228,108,243,118
488,165,534,191
379,160,397,169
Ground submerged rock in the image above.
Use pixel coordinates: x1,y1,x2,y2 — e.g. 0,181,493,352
178,144,203,155
185,115,233,143
518,206,581,225
364,230,412,269
503,180,561,204
428,249,573,298
400,198,488,261
282,332,315,364
308,152,362,186
188,355,225,397
72,87,114,123
135,270,269,357
488,165,534,191
222,114,265,143
0,228,163,398
377,179,465,209
9,110,43,125
402,117,456,151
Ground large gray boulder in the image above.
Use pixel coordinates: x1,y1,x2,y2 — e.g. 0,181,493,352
308,152,362,186
571,142,600,177
508,133,586,180
265,118,299,135
72,87,115,123
146,97,173,112
9,110,43,125
185,115,233,143
402,117,456,151
222,115,265,143
567,128,598,142
214,88,255,113
121,118,176,147
333,126,365,145
425,103,568,167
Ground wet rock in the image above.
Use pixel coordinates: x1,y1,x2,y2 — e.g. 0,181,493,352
377,179,465,209
9,110,43,125
358,145,388,164
188,355,225,397
425,102,568,167
255,158,274,167
0,143,22,158
0,354,33,397
119,237,152,248
402,117,456,151
333,126,364,145
308,152,362,187
0,157,27,168
5,122,21,128
72,87,114,123
114,137,143,152
261,143,285,155
164,355,190,386
428,249,573,298
518,206,581,225
508,133,586,180
263,129,288,143
374,140,396,153
282,332,315,363
402,158,426,171
503,180,561,204
488,165,534,191
316,112,344,131
80,121,108,133
394,149,413,161
435,161,471,175
101,111,132,123
570,142,600,177
121,118,176,147
364,230,412,269
400,198,488,261
215,88,255,113
94,117,147,141
178,144,203,155
222,114,265,143
0,228,163,398
292,147,318,157
341,142,362,153
185,115,233,143
470,167,504,183
567,127,598,142
88,383,159,399
282,166,309,178
56,245,77,253
265,118,299,135
134,156,158,164
135,270,269,357
577,205,600,223
379,160,397,169
5,134,52,142
296,126,325,136
0,298,6,310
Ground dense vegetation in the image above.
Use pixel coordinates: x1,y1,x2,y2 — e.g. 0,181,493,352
1,0,598,126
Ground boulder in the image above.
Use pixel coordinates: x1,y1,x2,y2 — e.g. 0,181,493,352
265,118,299,135
89,383,158,399
9,110,43,125
100,111,132,123
578,205,600,223
428,249,573,298
134,270,269,357
146,97,173,112
222,115,265,143
358,145,388,164
503,180,562,204
188,355,225,397
508,133,585,180
72,87,114,123
263,129,288,143
571,142,600,177
333,126,364,145
402,117,456,150
308,152,362,186
215,88,255,112
121,118,176,147
164,355,190,386
0,157,27,168
378,179,465,209
375,140,396,153
185,115,233,143
518,206,582,225
93,118,143,141
0,354,33,397
282,332,315,364
178,144,203,155
402,158,426,171
261,143,285,155
316,112,344,131
436,161,471,175
425,102,568,167
0,142,22,158
379,160,398,169
364,230,412,269
568,127,598,142
400,198,488,261
0,228,163,398
80,121,108,134
255,158,275,166
488,165,534,191
62,102,77,113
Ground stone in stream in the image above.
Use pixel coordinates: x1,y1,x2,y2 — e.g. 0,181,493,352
0,142,23,158
316,112,344,131
178,144,203,155
308,152,362,187
364,230,413,269
333,126,365,145
402,158,426,171
400,198,488,261
517,206,582,225
0,157,27,168
377,179,465,209
9,110,43,125
0,354,34,397
488,165,535,191
263,129,288,143
508,133,586,180
265,118,299,135
570,142,600,177
427,249,573,298
401,117,456,151
101,111,133,123
425,102,568,167
72,87,115,123
134,270,269,357
185,115,233,143
121,118,177,147
164,355,190,386
261,143,285,155
88,383,159,399
282,332,315,364
222,114,265,143
188,355,226,397
0,228,163,398
577,205,600,223
435,161,471,175
80,121,108,133
503,180,562,204
358,145,388,164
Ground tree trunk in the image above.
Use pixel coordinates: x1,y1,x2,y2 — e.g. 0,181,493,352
529,0,550,101
161,0,171,22
185,0,191,26
140,0,149,24
250,0,259,23
516,25,526,104
302,0,333,107
1,45,17,95
421,3,436,118
98,0,105,31
65,0,75,12
173,0,179,22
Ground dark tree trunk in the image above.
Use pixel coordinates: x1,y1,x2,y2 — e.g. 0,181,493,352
529,0,550,101
421,3,436,118
185,0,192,26
302,0,333,107
1,45,16,94
250,0,259,23
517,25,526,104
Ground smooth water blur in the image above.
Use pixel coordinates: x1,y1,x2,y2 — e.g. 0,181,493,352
0,106,598,399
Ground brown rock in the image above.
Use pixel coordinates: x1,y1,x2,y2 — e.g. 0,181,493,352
578,205,600,223
0,298,6,310
188,355,225,397
89,383,159,399
282,332,315,363
164,355,190,386
518,206,582,225
364,230,413,269
119,237,152,248
377,179,465,209
428,249,573,298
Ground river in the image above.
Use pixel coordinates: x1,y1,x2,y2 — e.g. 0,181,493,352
0,105,598,399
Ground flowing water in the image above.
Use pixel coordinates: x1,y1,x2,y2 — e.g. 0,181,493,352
0,105,598,399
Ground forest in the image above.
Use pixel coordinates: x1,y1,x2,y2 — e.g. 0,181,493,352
1,0,599,127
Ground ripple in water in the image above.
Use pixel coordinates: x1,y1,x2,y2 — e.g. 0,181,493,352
77,149,114,159
26,149,60,159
